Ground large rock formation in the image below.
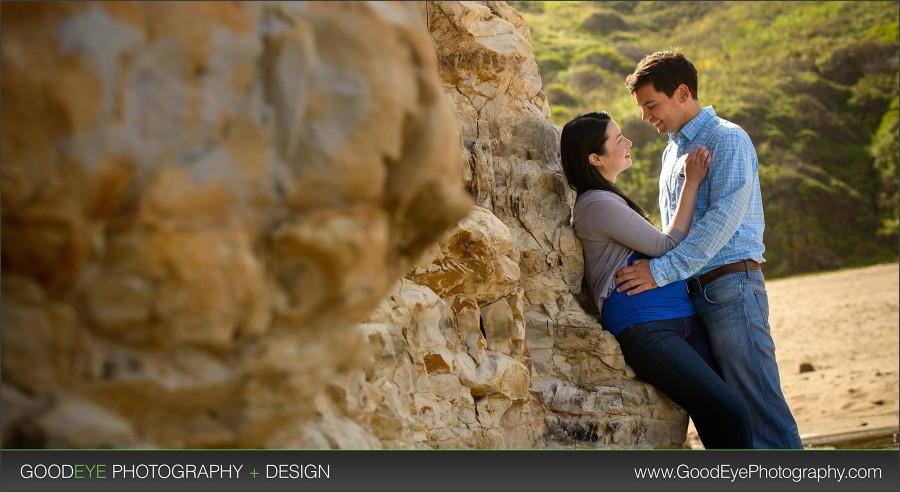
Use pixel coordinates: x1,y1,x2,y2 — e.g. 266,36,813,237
422,1,686,447
1,1,472,448
1,1,687,449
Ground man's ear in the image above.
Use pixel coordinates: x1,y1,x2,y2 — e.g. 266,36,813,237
677,83,692,103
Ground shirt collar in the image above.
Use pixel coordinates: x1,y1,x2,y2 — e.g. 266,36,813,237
668,106,716,144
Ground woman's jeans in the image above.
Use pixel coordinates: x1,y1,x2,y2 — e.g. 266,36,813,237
690,269,804,449
616,315,753,449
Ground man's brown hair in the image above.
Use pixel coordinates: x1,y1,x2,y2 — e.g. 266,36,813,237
625,48,699,100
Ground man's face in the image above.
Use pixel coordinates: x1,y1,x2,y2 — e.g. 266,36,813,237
633,83,685,135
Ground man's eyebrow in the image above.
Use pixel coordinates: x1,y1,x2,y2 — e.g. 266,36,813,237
639,99,656,107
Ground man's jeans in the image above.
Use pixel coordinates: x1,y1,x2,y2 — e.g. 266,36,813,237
616,316,753,449
690,268,804,449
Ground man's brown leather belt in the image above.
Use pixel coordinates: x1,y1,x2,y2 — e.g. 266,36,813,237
686,260,761,294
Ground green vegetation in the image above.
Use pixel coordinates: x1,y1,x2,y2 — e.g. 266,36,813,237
509,0,899,278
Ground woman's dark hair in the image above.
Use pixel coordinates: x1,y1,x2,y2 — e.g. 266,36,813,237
559,111,649,220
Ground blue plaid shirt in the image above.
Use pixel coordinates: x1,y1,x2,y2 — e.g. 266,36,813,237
649,106,766,287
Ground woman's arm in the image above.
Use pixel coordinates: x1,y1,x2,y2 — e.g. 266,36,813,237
578,149,709,257
580,193,684,258
667,146,711,235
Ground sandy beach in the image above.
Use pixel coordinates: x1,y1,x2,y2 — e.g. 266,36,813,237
687,262,899,448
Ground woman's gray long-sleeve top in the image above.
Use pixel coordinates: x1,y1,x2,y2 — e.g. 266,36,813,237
573,190,687,316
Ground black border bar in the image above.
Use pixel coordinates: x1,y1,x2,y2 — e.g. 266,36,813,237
1,449,898,492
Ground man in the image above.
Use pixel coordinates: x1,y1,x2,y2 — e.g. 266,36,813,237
615,49,803,449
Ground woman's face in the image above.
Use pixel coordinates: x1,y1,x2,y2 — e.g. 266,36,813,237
591,120,632,184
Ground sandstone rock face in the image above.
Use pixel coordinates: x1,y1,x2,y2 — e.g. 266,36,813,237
398,206,544,447
1,1,472,448
424,1,687,448
1,1,686,449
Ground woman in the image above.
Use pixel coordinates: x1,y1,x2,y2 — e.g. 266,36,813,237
560,111,751,449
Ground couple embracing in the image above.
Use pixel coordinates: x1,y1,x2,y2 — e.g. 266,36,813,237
561,49,803,449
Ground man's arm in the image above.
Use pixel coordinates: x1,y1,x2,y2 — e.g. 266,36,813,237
616,129,756,295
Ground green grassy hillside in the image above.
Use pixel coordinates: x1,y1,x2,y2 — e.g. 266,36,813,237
510,1,899,278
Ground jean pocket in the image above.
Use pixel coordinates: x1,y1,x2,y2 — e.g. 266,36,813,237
702,273,744,304
746,275,767,292
754,289,770,320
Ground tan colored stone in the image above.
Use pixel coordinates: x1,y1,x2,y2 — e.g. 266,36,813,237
1,1,685,450
29,393,146,449
1,288,86,395
426,1,687,448
406,206,519,304
1,1,470,449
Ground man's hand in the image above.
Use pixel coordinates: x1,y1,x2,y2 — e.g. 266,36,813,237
614,259,658,296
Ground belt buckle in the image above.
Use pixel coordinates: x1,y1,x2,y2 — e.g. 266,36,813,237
686,277,701,294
